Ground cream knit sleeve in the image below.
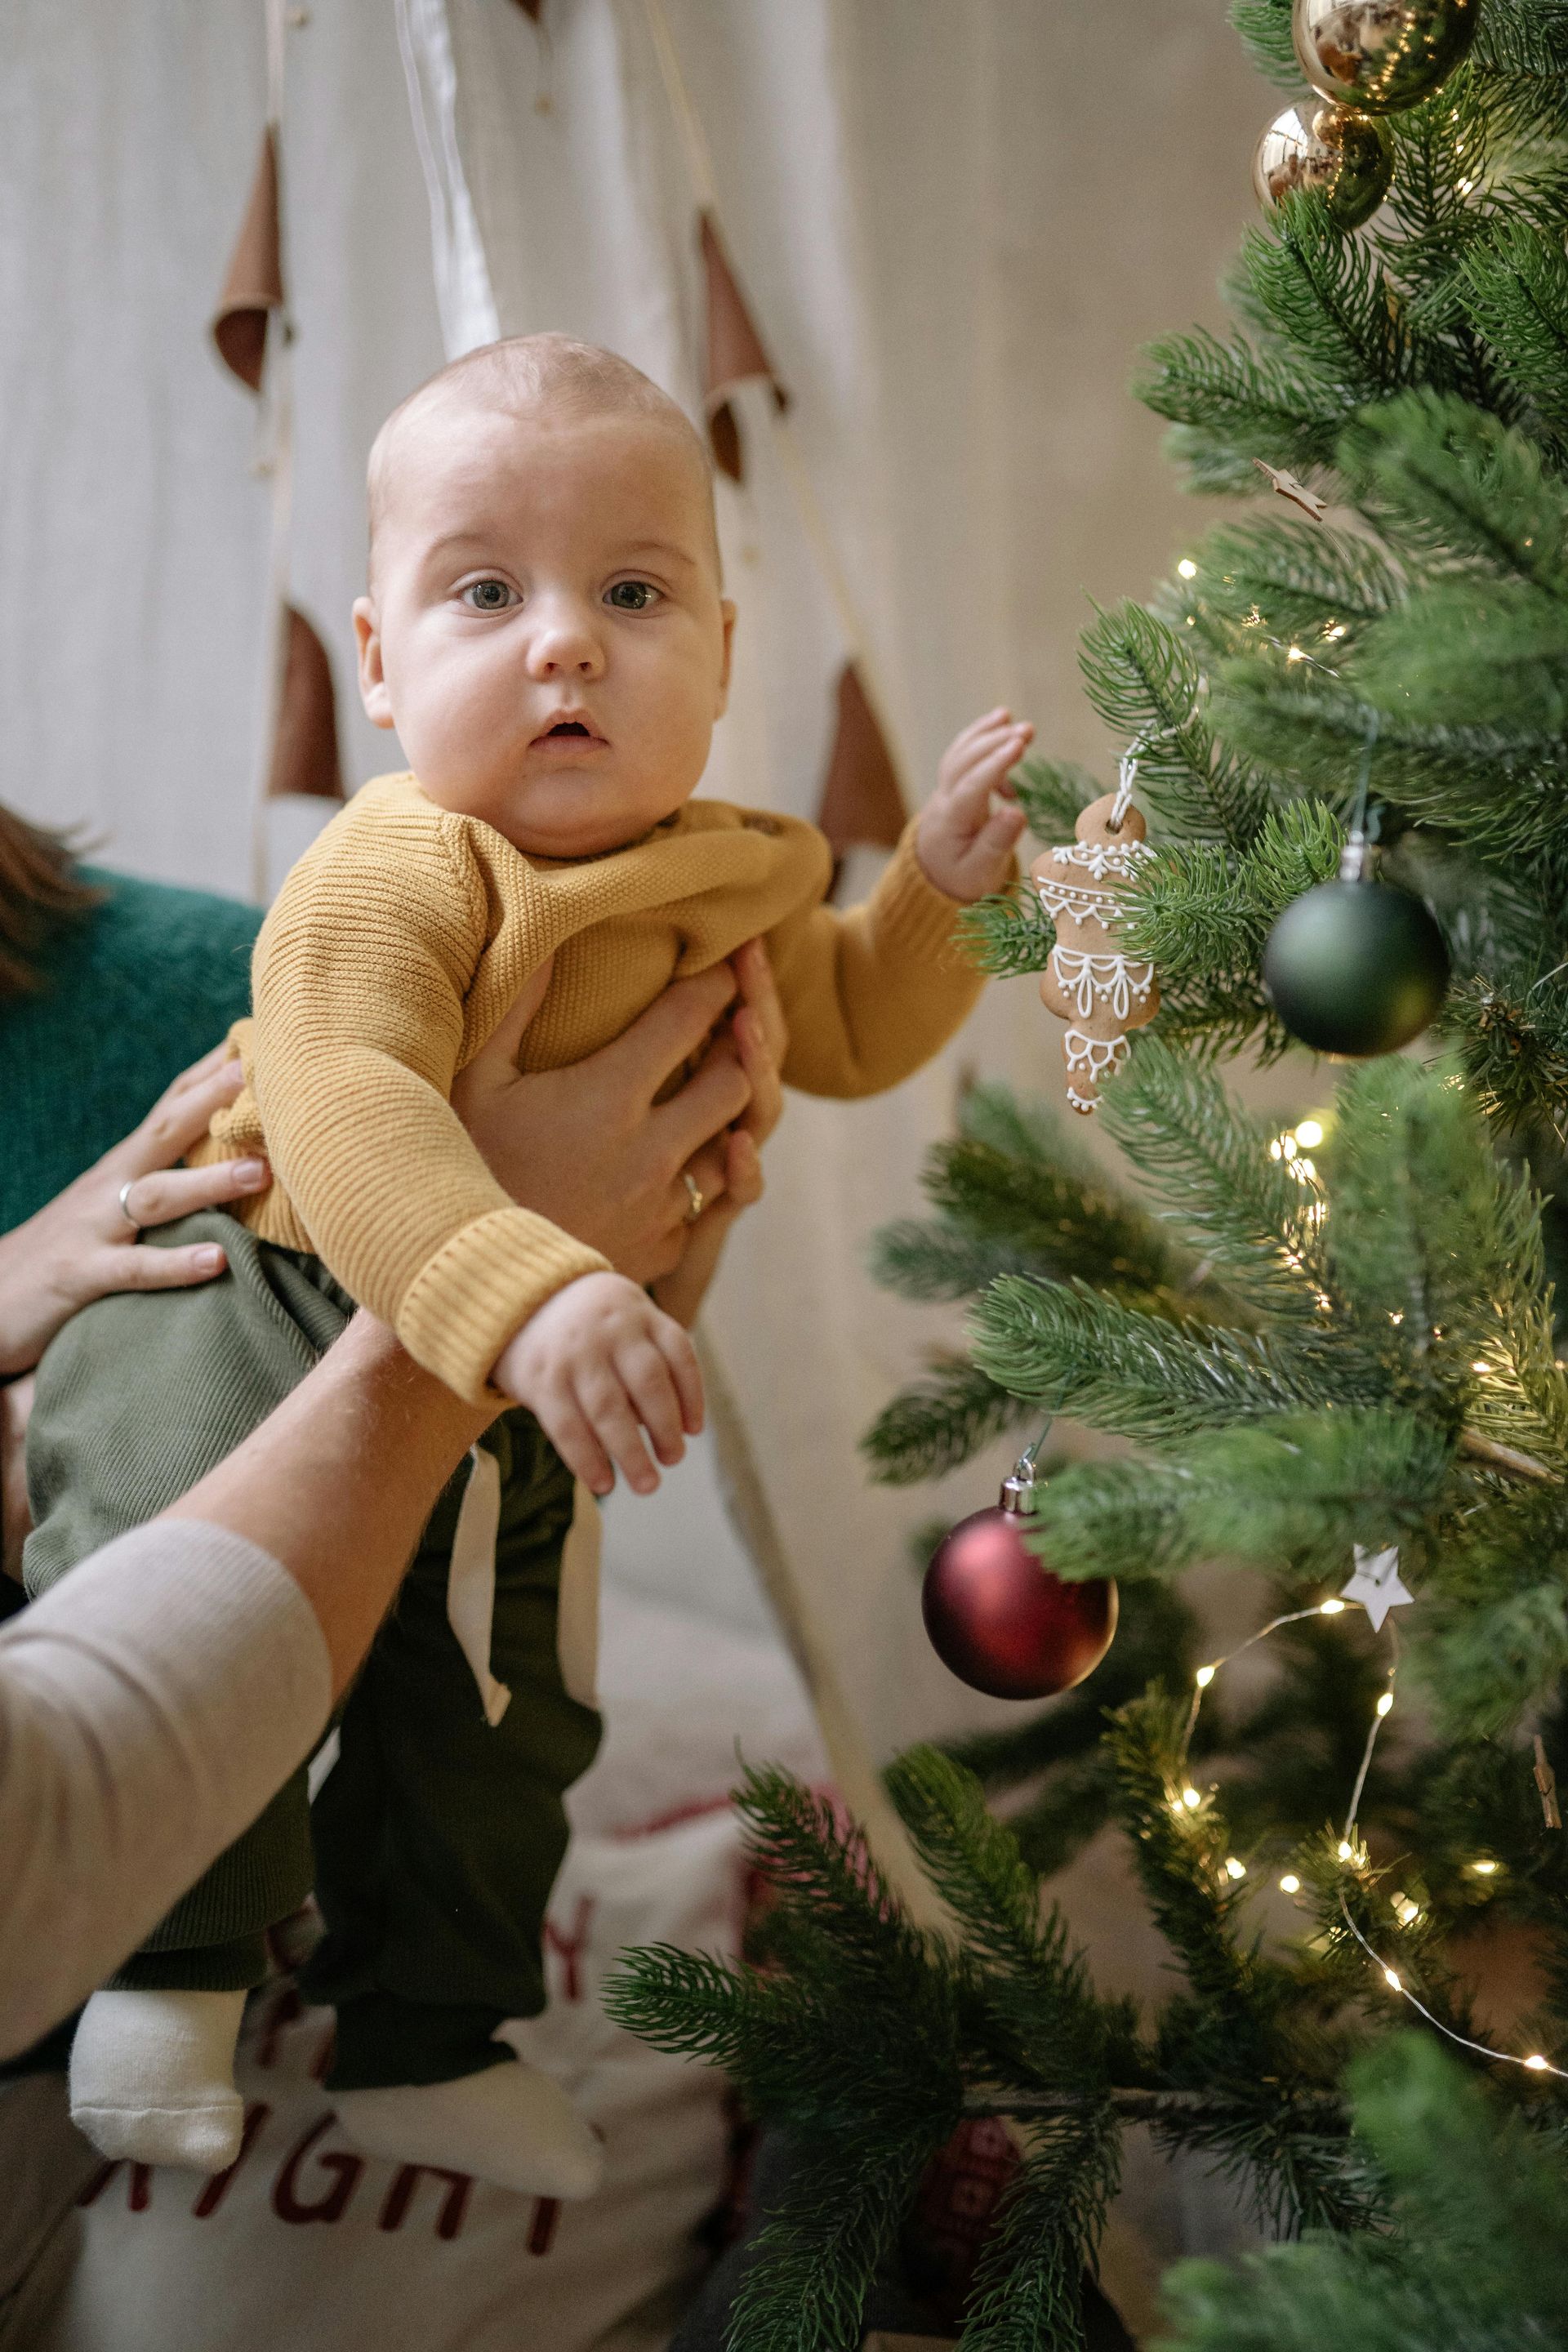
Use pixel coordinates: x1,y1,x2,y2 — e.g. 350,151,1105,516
764,821,987,1098
250,806,608,1401
0,1521,329,2060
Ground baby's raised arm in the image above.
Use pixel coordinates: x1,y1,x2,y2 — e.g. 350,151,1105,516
765,710,1031,1098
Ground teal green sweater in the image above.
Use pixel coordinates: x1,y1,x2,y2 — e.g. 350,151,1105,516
1,870,261,1232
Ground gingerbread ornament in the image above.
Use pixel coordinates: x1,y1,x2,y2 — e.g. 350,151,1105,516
1032,783,1159,1114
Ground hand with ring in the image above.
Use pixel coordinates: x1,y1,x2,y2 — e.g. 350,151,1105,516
452,935,787,1328
0,1042,271,1380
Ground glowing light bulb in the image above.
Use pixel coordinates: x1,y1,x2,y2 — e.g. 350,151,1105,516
1321,1599,1345,1617
1294,1120,1325,1150
1526,2054,1549,2071
1279,1874,1300,1895
1384,1967,1401,1991
1182,1787,1201,1810
1225,1857,1247,1881
1471,1859,1498,1876
1338,1840,1354,1862
1472,1360,1490,1375
1286,645,1304,662
1377,1692,1394,1717
1178,557,1198,580
1195,1664,1215,1688
1280,1134,1298,1160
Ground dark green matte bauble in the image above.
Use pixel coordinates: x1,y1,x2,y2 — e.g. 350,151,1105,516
1293,0,1481,118
1263,880,1450,1056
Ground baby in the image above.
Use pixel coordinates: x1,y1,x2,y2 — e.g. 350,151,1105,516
23,334,1031,2196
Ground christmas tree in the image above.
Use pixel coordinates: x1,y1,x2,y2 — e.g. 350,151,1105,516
610,3,1568,2344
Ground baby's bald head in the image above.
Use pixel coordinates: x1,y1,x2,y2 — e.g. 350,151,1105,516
367,333,718,582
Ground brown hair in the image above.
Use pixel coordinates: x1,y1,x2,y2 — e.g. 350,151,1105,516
0,804,102,1000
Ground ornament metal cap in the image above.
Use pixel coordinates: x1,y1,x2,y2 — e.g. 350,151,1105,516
1000,1431,1049,1516
1339,829,1378,883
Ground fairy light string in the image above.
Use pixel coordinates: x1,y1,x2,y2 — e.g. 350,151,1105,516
1178,1585,1565,2082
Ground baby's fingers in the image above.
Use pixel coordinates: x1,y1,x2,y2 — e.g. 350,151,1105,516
616,1339,688,1466
578,1367,661,1496
534,1381,616,1498
656,1316,705,1434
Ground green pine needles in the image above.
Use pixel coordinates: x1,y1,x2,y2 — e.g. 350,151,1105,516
612,10,1568,2346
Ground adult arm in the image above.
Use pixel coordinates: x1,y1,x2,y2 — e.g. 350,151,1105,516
0,1313,491,2059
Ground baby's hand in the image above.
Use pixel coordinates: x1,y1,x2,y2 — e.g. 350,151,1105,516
915,707,1033,902
492,1271,704,1497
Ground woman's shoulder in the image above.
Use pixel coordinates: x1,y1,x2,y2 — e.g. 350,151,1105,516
74,867,262,970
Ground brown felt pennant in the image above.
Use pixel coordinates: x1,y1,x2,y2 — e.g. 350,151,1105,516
212,127,283,391
268,608,344,803
816,661,906,857
700,211,787,483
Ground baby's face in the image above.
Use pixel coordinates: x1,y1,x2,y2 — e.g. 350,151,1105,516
355,401,733,858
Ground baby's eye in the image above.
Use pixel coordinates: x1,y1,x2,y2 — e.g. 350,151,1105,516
461,579,515,612
604,579,661,612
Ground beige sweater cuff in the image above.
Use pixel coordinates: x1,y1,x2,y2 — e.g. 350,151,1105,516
399,1206,612,1404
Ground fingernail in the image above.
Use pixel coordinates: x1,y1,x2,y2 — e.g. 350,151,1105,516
234,1159,269,1187
195,1245,226,1272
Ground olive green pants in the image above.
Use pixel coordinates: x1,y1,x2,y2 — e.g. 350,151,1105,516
24,1211,602,2091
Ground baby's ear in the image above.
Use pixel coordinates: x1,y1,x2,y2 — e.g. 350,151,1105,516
353,597,396,729
715,599,737,718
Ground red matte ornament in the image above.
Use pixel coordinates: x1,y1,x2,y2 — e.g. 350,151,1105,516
922,1455,1116,1700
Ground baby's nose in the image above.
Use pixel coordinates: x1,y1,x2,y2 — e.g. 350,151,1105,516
526,608,604,678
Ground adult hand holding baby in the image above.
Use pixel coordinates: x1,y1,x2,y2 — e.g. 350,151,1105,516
469,936,786,1493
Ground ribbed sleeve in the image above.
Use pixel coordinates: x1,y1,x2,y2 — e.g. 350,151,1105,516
0,1520,331,2058
766,822,991,1098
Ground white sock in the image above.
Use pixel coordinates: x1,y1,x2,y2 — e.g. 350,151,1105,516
335,2051,604,2199
69,1989,247,2174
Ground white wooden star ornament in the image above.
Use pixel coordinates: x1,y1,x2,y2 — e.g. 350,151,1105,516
1253,458,1328,522
1341,1544,1416,1632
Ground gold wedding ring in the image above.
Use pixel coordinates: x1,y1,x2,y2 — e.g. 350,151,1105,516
681,1171,705,1224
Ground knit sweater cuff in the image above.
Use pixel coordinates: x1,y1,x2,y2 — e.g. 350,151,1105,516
399,1207,612,1404
871,820,1010,972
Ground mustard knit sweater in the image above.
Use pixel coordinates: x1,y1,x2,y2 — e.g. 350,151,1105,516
196,773,983,1402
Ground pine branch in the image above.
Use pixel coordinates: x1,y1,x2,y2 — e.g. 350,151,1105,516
1076,601,1275,848
1461,219,1568,442
1025,1410,1453,1587
1136,327,1351,493
862,1352,1035,1486
1228,0,1297,87
1095,1036,1329,1323
970,1277,1335,1448
1011,755,1101,844
1160,2037,1568,2352
956,883,1055,978
1340,389,1568,596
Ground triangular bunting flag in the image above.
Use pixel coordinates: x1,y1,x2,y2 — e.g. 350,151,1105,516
700,211,787,483
509,0,545,16
268,608,343,803
816,662,907,857
212,127,284,391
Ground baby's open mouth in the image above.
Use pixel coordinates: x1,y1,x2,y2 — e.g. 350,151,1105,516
533,716,604,746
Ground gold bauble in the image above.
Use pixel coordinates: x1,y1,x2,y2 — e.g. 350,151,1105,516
1253,99,1394,228
1293,0,1482,114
